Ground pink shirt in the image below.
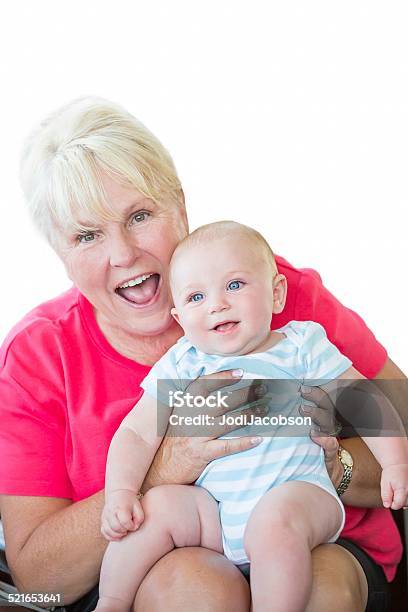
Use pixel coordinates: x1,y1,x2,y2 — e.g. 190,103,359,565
0,255,402,580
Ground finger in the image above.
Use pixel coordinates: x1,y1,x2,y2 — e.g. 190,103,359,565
132,504,145,529
391,487,408,510
214,383,269,417
107,513,127,534
310,432,339,457
116,509,135,531
101,524,125,541
300,385,335,410
205,435,263,461
187,369,244,397
299,401,341,436
208,402,268,438
381,479,393,508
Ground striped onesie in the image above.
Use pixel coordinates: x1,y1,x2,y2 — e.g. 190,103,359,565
141,321,350,565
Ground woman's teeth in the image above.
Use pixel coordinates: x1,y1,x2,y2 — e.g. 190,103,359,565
118,274,152,289
115,273,160,305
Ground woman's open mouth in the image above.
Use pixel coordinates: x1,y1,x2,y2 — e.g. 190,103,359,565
115,273,161,306
212,321,240,334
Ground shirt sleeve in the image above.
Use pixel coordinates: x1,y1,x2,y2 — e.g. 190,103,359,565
299,321,352,380
0,324,72,498
140,347,181,405
294,268,387,378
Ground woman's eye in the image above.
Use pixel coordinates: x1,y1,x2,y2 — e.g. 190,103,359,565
77,232,96,244
227,280,244,291
130,211,150,225
189,293,204,303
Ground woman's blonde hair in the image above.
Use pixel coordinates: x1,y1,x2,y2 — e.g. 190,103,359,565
20,96,182,244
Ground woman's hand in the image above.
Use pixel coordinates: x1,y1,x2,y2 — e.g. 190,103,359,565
299,384,342,487
143,370,267,490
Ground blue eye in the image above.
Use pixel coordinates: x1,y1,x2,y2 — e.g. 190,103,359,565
227,280,243,291
131,211,150,224
78,232,96,244
189,293,204,303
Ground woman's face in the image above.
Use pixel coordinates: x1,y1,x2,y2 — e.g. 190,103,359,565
57,173,188,337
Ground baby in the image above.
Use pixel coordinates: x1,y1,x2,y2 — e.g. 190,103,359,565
96,221,408,612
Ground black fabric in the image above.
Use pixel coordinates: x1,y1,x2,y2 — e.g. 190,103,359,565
336,538,390,612
57,538,391,612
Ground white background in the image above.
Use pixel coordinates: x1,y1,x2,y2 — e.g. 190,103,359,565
1,1,407,371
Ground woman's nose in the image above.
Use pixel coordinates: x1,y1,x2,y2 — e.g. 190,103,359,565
109,232,141,268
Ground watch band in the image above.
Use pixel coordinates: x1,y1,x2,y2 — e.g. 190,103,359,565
336,446,353,497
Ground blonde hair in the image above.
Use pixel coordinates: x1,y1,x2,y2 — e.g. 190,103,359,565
170,220,277,281
20,96,182,244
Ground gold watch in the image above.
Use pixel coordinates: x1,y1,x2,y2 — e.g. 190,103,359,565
336,446,354,496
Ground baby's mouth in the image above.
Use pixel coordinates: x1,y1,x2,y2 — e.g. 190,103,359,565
212,321,239,333
115,273,160,305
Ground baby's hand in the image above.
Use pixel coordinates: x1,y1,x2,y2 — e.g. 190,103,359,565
101,489,144,541
381,464,408,510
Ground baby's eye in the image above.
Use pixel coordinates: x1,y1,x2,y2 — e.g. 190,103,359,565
189,292,204,303
227,280,244,291
130,211,150,225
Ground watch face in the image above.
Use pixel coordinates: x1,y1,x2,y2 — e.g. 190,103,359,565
340,448,353,467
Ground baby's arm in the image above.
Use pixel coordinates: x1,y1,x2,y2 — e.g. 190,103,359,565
102,393,171,541
333,367,408,509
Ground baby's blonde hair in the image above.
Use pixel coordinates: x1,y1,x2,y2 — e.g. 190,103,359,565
170,220,277,284
20,96,183,245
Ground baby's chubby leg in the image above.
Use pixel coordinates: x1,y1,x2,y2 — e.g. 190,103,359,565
96,484,222,611
244,481,343,612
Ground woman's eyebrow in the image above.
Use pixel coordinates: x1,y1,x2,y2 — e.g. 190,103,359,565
117,199,154,220
73,199,153,228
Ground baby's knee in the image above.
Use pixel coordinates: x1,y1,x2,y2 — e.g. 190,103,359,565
244,500,305,555
249,496,302,534
142,484,185,519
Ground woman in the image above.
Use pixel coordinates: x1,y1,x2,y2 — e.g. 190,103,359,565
0,97,404,612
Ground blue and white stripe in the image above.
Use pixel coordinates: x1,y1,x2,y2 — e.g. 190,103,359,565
141,321,350,564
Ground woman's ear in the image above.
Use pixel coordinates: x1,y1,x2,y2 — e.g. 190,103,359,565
272,274,287,314
171,307,180,325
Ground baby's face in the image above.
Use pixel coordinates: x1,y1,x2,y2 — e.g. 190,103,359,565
170,235,281,356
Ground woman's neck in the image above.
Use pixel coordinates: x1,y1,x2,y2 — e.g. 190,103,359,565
96,312,184,366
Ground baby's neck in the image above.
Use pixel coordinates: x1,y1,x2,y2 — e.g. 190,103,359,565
245,330,285,355
192,329,285,358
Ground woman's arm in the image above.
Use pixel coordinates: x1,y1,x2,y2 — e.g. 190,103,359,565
305,357,408,508
324,436,383,507
0,492,106,605
0,370,264,603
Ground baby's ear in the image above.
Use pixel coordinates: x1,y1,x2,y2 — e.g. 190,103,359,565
171,307,180,324
272,274,287,314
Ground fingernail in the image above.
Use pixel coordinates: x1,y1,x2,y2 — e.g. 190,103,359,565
301,385,311,395
232,369,243,378
301,405,311,414
250,437,263,445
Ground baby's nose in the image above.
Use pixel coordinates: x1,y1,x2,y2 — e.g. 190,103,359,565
209,298,230,314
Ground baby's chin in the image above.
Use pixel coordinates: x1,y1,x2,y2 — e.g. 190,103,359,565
191,338,250,357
